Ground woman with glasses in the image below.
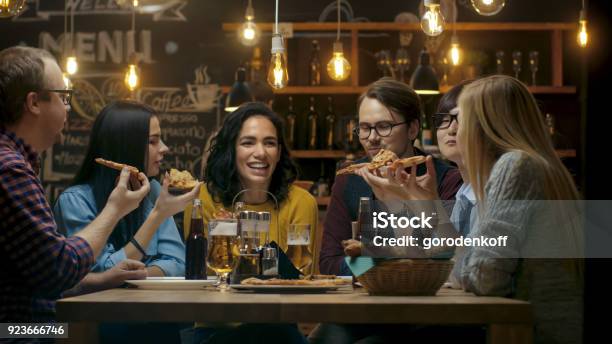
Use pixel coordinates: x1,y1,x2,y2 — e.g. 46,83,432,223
357,75,583,344
54,100,200,277
319,77,462,276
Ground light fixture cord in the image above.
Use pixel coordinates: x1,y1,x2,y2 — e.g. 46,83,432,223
70,0,75,52
336,0,341,42
64,0,68,56
275,0,278,34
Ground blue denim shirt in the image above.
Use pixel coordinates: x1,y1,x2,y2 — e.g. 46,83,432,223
53,180,186,276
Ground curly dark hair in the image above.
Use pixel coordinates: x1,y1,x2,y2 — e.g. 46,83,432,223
205,102,298,207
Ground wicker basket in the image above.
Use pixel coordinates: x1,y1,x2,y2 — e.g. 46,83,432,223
357,259,454,296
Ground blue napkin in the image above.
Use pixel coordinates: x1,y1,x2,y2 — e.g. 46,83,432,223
345,251,454,277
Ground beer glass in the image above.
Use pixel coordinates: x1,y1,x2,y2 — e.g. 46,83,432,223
286,224,313,275
512,50,522,80
207,219,240,290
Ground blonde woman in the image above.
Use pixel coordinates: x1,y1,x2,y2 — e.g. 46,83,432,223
359,75,583,344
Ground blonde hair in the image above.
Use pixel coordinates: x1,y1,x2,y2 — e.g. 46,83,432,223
458,75,579,201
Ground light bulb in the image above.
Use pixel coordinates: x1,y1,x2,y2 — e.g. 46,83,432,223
65,56,78,75
449,36,461,66
62,73,72,89
239,20,260,46
578,10,588,48
0,0,26,18
125,64,140,91
470,0,505,16
327,42,351,81
421,0,445,37
267,35,289,89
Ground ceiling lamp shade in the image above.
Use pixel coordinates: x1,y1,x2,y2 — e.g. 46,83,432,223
225,67,254,112
410,49,440,95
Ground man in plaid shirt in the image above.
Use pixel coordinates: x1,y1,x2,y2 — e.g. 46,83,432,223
0,46,151,323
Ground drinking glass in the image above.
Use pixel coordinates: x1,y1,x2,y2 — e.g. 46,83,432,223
512,50,522,80
207,219,240,290
286,224,312,275
529,50,539,86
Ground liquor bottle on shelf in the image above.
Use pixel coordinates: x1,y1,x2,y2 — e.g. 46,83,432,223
185,199,207,280
309,40,322,86
323,96,336,150
250,46,264,83
545,113,570,150
306,96,318,150
285,96,297,149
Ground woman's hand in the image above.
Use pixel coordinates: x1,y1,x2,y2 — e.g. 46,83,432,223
153,173,202,218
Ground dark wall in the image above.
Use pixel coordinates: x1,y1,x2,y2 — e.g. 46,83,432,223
0,0,590,192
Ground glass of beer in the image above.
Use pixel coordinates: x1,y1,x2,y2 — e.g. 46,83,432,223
286,224,313,275
207,219,240,290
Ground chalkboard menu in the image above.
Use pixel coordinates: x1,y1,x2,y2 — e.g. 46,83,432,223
43,85,218,183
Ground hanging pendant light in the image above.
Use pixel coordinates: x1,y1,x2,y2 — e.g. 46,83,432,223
239,0,261,46
421,0,445,37
471,0,506,16
327,0,351,81
410,48,440,95
266,0,288,89
577,1,588,48
0,0,26,18
225,67,254,112
124,1,141,95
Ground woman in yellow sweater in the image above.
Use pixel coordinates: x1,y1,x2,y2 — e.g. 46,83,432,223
184,101,317,260
183,102,316,344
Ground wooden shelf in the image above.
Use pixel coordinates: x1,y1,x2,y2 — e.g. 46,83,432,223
556,149,577,158
316,196,331,206
222,85,576,95
223,22,575,32
292,150,348,159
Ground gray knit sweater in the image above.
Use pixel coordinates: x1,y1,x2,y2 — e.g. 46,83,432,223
460,151,583,344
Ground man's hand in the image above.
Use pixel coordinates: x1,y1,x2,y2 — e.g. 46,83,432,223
342,239,362,257
105,168,151,218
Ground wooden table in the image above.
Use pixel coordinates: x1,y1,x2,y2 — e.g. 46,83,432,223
56,288,532,344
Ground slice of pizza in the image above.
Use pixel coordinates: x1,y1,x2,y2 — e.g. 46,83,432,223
95,158,140,176
390,155,427,171
335,149,398,176
168,168,198,189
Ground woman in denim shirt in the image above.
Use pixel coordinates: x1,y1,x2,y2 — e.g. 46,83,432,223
54,100,200,277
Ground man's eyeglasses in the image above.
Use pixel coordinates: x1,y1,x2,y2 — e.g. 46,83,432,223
41,89,73,106
432,113,458,130
353,121,407,139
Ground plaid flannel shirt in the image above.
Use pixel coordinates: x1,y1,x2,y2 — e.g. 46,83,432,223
0,126,94,322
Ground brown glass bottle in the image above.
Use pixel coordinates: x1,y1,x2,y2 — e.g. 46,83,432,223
324,96,335,150
307,96,318,149
186,199,207,280
309,40,322,86
286,96,297,149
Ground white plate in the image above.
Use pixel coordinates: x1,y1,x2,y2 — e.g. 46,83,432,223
125,277,217,290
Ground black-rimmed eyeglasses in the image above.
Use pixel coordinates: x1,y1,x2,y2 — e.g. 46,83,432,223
41,89,73,106
353,121,407,139
432,113,458,130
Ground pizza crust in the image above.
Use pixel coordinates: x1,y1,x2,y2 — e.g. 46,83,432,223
95,158,140,176
240,277,351,286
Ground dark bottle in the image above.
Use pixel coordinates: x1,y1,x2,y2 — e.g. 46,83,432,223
286,96,297,149
323,96,336,150
307,96,318,150
185,199,207,280
357,197,373,241
250,47,264,83
309,40,322,86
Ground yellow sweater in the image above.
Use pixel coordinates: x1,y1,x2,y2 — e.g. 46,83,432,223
183,184,318,255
